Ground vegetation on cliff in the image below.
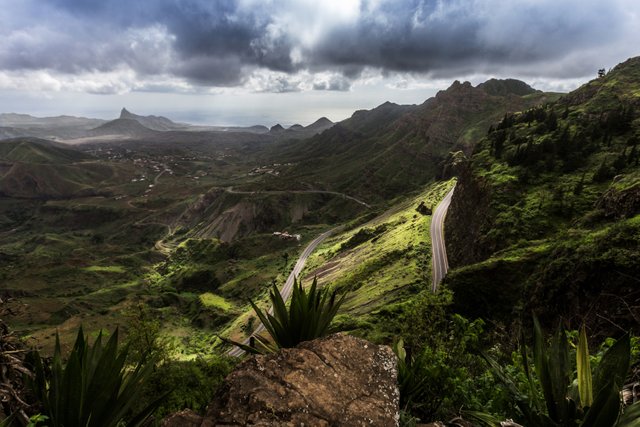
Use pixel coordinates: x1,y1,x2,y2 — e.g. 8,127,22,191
445,57,640,334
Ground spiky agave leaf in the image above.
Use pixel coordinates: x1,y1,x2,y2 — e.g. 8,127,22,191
577,324,593,408
581,379,621,427
616,401,640,427
475,317,634,427
593,333,630,397
392,340,432,414
239,277,346,354
548,323,571,424
532,316,562,422
27,326,166,427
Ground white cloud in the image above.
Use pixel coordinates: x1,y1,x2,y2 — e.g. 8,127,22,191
0,68,201,95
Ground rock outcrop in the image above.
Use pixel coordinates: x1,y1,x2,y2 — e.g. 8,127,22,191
596,182,640,219
0,318,31,424
163,333,399,426
444,161,493,268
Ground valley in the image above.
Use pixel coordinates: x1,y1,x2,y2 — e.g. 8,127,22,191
0,128,367,353
3,63,638,357
1,59,639,423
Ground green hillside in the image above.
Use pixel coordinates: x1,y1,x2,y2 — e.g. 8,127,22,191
264,80,558,202
0,139,122,198
0,138,91,163
444,57,640,333
300,180,455,342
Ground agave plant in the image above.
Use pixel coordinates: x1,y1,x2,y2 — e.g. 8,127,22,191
230,277,346,354
393,339,433,417
27,327,166,427
467,317,639,427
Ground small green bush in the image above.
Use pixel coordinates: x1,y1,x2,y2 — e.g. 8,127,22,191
228,277,346,354
27,327,165,427
471,317,639,427
133,357,233,419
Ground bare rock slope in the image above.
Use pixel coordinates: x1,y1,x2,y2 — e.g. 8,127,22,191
163,333,399,426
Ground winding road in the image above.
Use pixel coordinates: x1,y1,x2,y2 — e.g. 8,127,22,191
227,228,336,357
227,184,456,356
430,185,455,291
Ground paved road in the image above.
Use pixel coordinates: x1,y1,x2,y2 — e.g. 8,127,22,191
153,168,169,185
227,184,455,356
226,187,371,208
228,228,335,357
431,185,455,292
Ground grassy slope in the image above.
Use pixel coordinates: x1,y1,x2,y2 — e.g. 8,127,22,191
298,179,456,343
444,56,640,333
150,226,335,358
259,81,557,203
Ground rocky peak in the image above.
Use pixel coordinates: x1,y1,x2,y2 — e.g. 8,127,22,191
119,108,135,119
477,78,537,96
162,333,399,426
435,80,475,101
448,80,472,90
310,116,333,126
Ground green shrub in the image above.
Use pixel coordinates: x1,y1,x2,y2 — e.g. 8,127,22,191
133,357,233,419
339,224,387,251
471,317,639,427
173,267,220,292
27,327,165,427
228,277,346,354
394,312,490,422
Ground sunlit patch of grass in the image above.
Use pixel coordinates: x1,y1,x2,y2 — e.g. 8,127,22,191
199,292,233,311
83,265,126,273
303,179,456,318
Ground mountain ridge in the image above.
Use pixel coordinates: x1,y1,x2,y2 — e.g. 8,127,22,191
119,108,188,131
88,118,157,138
268,78,557,201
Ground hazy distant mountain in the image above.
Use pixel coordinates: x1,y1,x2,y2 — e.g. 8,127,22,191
88,118,156,138
266,117,334,140
274,79,556,201
0,113,106,129
229,125,270,133
0,113,107,140
0,127,25,140
269,124,285,133
119,108,188,131
0,109,325,142
305,117,334,133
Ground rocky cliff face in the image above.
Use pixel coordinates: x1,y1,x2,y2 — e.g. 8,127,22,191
442,55,640,332
163,333,399,426
596,182,640,219
444,162,492,268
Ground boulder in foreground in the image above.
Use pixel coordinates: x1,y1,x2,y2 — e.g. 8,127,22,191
163,333,399,426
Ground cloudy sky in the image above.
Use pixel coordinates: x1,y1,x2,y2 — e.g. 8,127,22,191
1,0,639,126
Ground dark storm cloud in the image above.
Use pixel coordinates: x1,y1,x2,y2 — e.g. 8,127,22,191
0,0,636,90
0,0,295,86
313,76,352,91
308,0,629,78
